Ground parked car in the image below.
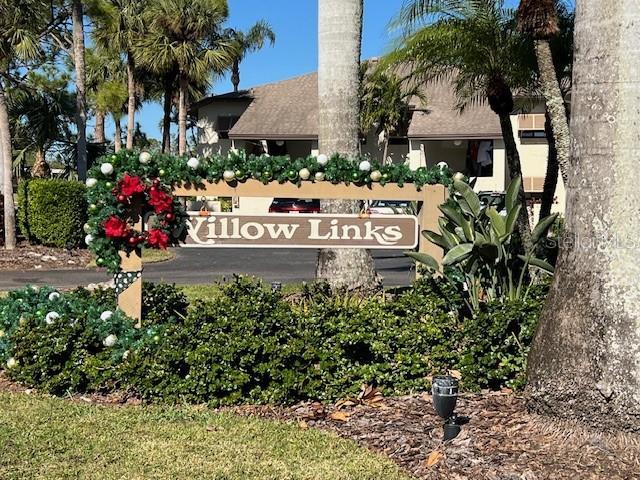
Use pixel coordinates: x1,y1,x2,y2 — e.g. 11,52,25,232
367,200,413,215
478,192,506,215
269,198,321,213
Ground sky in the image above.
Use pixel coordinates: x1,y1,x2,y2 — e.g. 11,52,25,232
130,0,519,140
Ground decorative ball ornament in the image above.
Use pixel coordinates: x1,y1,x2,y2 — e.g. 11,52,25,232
48,292,61,302
351,172,361,181
103,334,118,347
223,170,236,182
358,160,372,172
437,161,449,170
139,151,152,164
45,311,60,325
159,169,166,177
299,168,311,180
100,311,113,321
315,172,325,182
100,162,114,175
86,178,97,188
105,182,112,188
6,357,17,369
370,170,382,182
187,157,200,169
83,223,92,234
453,172,465,182
85,234,94,245
316,154,329,166
96,258,104,266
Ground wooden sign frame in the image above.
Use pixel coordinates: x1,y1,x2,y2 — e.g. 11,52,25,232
118,180,447,322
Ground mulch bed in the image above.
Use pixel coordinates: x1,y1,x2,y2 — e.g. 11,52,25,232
1,373,638,479
0,243,93,271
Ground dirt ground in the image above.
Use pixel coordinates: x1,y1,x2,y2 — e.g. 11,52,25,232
0,243,92,271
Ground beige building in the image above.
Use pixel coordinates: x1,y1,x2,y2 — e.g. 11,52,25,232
192,72,565,217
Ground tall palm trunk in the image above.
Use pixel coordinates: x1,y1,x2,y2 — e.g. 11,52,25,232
539,112,558,221
31,148,50,178
162,79,173,154
534,40,569,184
113,115,122,152
0,85,16,249
316,0,378,291
125,52,136,150
177,73,188,155
527,0,640,432
94,111,106,143
72,0,87,180
231,59,240,93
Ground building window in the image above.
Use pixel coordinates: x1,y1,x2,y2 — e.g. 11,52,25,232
467,140,494,177
518,113,546,139
217,115,240,139
520,130,547,139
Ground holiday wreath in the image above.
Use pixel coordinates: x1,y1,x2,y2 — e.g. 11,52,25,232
85,150,453,273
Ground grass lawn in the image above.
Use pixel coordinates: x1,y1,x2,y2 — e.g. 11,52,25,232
0,392,410,480
179,282,304,303
86,248,176,268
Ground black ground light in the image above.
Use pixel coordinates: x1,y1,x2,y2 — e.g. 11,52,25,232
432,375,463,440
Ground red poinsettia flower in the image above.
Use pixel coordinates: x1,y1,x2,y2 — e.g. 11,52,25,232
118,174,146,198
148,187,173,214
103,216,129,238
147,228,169,249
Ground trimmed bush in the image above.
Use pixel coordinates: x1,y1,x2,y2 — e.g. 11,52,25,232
17,179,87,248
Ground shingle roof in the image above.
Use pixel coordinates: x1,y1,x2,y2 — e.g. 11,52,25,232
229,73,318,140
407,81,502,139
193,72,502,140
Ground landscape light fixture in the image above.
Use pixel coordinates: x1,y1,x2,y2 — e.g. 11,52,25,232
271,281,282,292
432,375,462,440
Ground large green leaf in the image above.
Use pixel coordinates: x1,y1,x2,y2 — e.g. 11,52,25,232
519,255,555,274
438,218,461,246
453,180,481,217
531,213,559,244
421,230,448,249
486,207,506,236
505,204,521,236
506,176,522,211
406,251,440,271
443,243,473,266
439,204,467,228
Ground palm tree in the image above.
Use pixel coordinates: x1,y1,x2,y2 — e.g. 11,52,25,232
517,0,570,186
95,79,128,152
137,0,237,155
528,0,640,432
359,61,425,163
85,48,122,144
316,0,379,291
91,0,146,150
72,0,87,180
225,20,275,93
387,0,536,248
0,0,50,249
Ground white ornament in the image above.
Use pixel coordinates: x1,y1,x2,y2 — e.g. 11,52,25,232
453,172,465,182
187,157,200,169
139,151,152,164
84,234,94,245
103,334,117,347
314,172,325,182
48,292,61,302
299,168,311,180
316,154,328,166
100,163,114,175
6,357,17,369
0,329,5,338
86,178,97,188
83,223,92,234
436,161,448,170
100,311,113,321
358,160,372,172
45,311,60,325
370,170,382,182
223,170,236,182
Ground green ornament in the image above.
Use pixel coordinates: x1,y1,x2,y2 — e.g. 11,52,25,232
111,155,117,161
210,171,220,178
351,172,360,181
234,169,244,178
287,169,297,180
382,173,390,180
96,258,104,266
159,169,166,177
105,182,113,188
89,204,97,212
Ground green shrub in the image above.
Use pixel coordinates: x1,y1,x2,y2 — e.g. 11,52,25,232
17,179,87,248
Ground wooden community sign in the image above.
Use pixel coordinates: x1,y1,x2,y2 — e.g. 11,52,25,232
184,212,418,249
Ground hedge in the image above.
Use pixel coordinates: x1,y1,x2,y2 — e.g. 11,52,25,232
18,179,87,248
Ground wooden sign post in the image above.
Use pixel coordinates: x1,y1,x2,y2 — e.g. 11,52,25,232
118,180,447,322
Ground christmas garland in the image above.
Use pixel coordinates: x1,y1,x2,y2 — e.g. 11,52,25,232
85,150,454,273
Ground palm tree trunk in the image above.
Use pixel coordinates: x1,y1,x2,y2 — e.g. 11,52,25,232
125,52,136,150
72,0,87,181
31,148,50,178
316,0,379,292
231,59,240,93
534,39,569,184
162,80,172,154
94,111,106,143
178,73,188,155
0,84,16,250
496,111,532,250
527,0,640,432
113,115,122,152
539,112,558,221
